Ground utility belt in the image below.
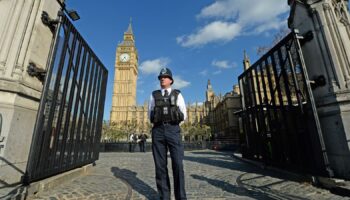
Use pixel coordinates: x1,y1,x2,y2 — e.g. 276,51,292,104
153,121,179,126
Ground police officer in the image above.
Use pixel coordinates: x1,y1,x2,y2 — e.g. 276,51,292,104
148,67,187,200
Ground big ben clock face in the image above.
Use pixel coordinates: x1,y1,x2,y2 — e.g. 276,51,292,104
119,53,130,62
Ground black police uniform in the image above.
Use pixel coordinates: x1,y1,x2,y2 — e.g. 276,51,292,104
150,88,187,200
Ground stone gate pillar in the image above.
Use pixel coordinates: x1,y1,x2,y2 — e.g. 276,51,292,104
0,0,61,185
288,0,350,179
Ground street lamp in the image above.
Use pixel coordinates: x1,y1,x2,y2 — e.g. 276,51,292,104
57,0,80,21
67,9,80,21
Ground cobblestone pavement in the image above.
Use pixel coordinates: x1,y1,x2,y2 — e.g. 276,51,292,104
29,150,348,200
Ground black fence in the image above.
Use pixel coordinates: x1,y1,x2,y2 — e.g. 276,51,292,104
237,30,332,177
100,141,211,152
25,12,108,183
100,141,222,152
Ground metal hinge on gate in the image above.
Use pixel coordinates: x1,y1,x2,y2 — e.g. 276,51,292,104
296,30,314,46
27,62,47,82
309,75,326,89
41,11,60,32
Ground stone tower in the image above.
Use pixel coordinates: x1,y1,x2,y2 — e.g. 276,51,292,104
206,79,214,102
110,21,138,123
243,50,251,71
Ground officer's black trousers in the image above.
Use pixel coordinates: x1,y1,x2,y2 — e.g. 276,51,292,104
152,124,187,200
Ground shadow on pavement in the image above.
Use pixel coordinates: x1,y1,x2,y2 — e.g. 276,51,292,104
111,167,158,200
184,153,258,173
191,174,308,200
191,174,276,200
0,157,24,189
184,152,304,183
236,173,310,200
0,157,25,199
189,150,233,156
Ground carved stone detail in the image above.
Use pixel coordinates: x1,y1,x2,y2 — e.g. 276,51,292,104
0,0,19,75
310,8,340,89
0,0,24,75
320,1,350,88
322,2,332,11
332,0,350,25
11,0,38,80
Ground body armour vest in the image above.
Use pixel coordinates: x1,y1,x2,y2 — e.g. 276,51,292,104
150,89,184,124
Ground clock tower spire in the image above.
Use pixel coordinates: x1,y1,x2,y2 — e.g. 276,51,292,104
110,21,139,123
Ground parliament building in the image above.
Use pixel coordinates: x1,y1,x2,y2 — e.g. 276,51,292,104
109,22,207,132
110,22,241,143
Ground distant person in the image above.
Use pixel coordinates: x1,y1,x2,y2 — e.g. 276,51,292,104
133,133,138,152
129,133,136,152
148,67,187,200
139,133,147,152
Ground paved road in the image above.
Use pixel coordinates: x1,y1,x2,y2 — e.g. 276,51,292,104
30,150,347,200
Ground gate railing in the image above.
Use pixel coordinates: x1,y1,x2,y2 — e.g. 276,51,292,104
24,11,108,183
237,30,333,177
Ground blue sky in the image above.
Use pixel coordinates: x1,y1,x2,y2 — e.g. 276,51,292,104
68,0,291,120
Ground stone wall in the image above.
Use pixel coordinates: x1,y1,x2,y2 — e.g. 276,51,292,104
288,0,350,179
0,0,61,185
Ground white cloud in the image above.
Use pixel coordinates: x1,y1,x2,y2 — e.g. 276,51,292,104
139,58,170,74
213,70,222,75
253,19,287,34
212,60,230,69
197,0,239,20
178,0,289,48
198,0,288,25
172,75,190,89
199,70,208,76
177,21,241,47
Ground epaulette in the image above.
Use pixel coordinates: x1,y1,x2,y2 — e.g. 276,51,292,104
152,90,161,96
172,89,181,95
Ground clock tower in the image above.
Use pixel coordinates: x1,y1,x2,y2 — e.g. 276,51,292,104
110,21,138,123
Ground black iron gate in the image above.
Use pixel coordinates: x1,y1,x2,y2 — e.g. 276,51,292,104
24,11,108,183
238,30,332,177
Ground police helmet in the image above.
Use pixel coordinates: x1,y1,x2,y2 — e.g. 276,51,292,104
158,67,174,84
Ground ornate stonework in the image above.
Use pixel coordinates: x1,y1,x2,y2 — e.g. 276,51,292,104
110,22,139,124
332,0,350,25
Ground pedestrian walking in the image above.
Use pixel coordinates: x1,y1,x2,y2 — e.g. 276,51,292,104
148,67,187,200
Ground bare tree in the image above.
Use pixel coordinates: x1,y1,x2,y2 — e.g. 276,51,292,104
257,28,290,56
